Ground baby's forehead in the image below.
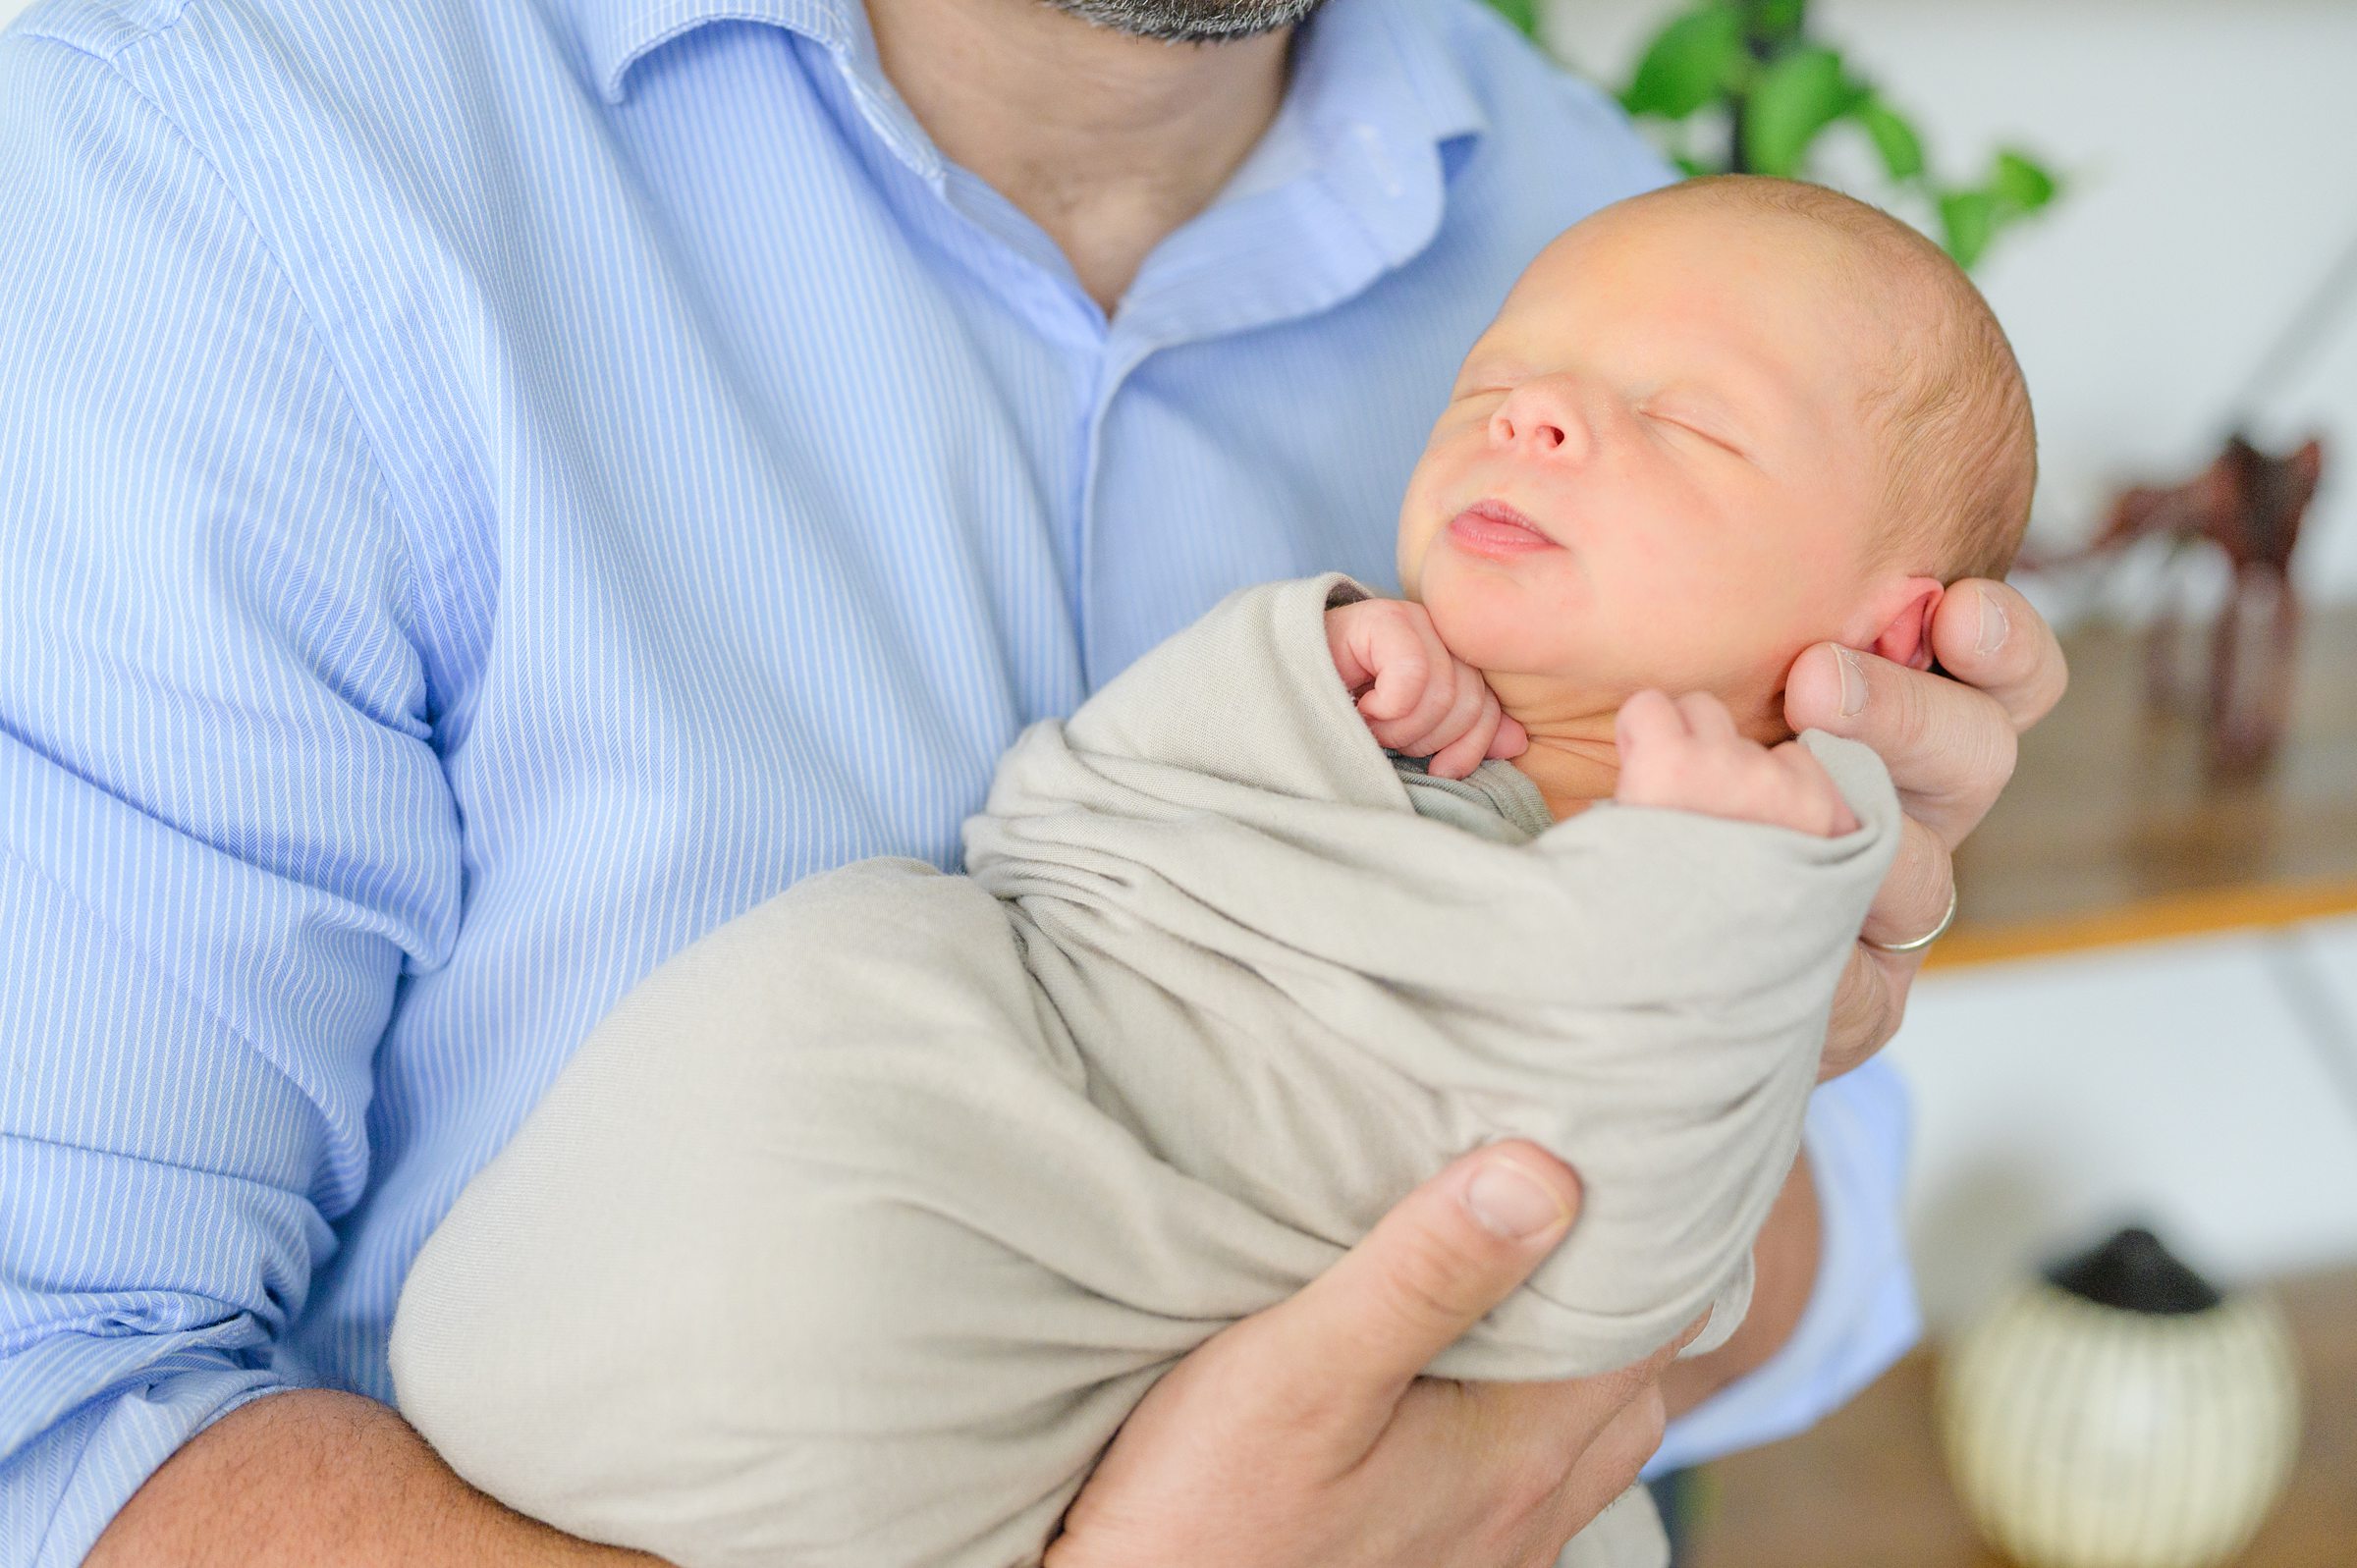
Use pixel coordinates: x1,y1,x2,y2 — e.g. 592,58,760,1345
1498,204,1895,381
1545,192,1892,314
1548,199,1961,421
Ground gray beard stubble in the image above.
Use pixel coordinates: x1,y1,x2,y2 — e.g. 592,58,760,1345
1037,0,1327,42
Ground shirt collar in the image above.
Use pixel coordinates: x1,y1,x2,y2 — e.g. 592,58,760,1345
577,0,1487,160
1353,0,1489,155
1098,0,1488,350
574,0,1491,343
579,0,865,109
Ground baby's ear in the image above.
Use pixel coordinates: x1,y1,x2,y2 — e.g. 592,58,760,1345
1864,578,1945,672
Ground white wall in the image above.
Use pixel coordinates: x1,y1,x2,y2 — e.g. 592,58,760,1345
1546,0,2357,618
1891,918,2357,1329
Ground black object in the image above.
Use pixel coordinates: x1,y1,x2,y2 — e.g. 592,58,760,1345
2046,1225,2224,1317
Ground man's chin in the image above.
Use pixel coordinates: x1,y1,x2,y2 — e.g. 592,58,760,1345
1036,0,1327,41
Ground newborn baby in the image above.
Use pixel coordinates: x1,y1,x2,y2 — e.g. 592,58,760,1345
391,176,2033,1568
1346,170,2030,834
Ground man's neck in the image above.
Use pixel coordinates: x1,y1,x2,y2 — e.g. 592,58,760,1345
865,0,1294,313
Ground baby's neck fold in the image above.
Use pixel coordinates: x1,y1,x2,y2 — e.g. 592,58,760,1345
1489,675,1788,822
1500,719,1621,823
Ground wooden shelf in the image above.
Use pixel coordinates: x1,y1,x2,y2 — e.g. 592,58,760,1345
1936,602,2357,968
1682,1267,2357,1568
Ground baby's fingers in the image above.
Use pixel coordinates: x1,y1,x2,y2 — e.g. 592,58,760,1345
1614,688,1687,765
1672,691,1739,742
1356,635,1432,724
1428,687,1506,780
1377,627,1470,743
1772,741,1860,837
1363,665,1456,750
1403,668,1491,774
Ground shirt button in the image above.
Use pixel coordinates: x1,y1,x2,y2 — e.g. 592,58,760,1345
1352,123,1403,198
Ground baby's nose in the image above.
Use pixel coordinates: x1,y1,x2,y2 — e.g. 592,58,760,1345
1488,379,1588,460
1496,411,1566,451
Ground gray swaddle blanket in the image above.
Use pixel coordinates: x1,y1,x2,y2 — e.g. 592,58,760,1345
391,573,1899,1568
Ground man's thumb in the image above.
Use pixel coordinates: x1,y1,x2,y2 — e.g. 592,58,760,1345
1261,1142,1579,1418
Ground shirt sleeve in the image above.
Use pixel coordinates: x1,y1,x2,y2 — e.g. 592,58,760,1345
1644,1055,1921,1474
0,33,460,1567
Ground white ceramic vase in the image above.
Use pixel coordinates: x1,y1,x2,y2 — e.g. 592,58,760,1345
1937,1227,2302,1568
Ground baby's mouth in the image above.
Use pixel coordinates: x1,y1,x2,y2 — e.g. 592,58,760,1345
1447,499,1562,557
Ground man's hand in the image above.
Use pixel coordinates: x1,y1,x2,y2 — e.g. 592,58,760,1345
1783,579,2068,1078
1616,689,1859,838
1327,599,1527,780
1046,1142,1701,1568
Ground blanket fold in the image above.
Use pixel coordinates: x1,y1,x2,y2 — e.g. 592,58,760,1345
391,574,1900,1568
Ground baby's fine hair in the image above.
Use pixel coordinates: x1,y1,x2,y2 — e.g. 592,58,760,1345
1636,175,2037,583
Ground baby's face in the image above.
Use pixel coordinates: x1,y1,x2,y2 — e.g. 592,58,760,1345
1397,199,1894,738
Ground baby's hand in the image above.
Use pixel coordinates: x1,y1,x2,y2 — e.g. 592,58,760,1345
1326,599,1527,780
1614,689,1860,838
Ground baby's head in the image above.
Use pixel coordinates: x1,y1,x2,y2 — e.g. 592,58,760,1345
1397,175,2035,743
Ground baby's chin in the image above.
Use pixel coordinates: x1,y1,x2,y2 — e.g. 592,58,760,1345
1419,582,1599,695
1415,555,1573,664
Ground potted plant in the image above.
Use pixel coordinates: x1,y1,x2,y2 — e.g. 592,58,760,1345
1493,0,2060,269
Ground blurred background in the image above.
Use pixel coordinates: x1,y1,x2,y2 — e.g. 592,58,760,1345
5,0,2345,1561
1522,3,2357,1563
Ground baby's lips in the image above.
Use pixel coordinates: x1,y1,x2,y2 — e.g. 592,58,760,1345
1454,497,1562,545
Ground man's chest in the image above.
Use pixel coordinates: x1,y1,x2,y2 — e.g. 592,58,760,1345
392,105,1509,872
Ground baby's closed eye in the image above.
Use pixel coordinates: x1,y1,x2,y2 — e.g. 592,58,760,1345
1638,404,1747,460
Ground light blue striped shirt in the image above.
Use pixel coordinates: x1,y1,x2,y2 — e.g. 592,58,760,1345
0,0,1920,1557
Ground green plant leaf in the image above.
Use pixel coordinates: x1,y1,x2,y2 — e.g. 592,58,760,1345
1481,0,1540,39
1851,95,1924,182
1622,5,1746,121
1673,153,1714,179
1940,188,1999,270
1751,0,1808,45
1742,45,1850,178
1991,147,2059,212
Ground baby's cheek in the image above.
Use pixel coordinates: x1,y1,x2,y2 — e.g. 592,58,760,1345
1393,479,1452,599
1395,517,1432,600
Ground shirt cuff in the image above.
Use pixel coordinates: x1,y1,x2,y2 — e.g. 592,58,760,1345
1643,1056,1921,1475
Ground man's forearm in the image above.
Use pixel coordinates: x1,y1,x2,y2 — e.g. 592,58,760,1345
85,1387,666,1568
1660,1149,1821,1421
81,1157,1813,1566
